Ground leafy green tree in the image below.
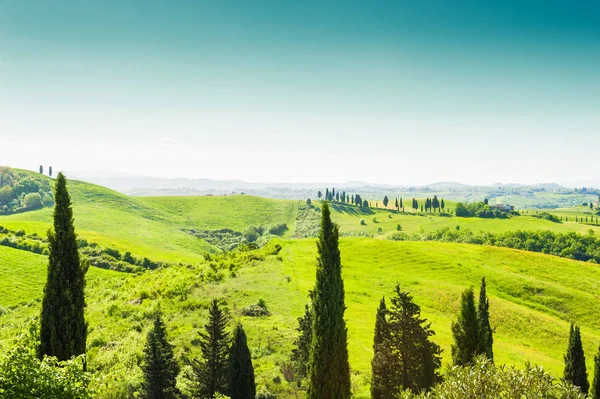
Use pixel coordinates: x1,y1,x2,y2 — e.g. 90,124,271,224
0,185,14,204
291,301,313,385
591,345,600,399
383,196,389,208
306,198,312,206
371,298,393,399
49,166,53,177
317,191,322,199
189,299,230,398
335,192,340,202
141,313,180,399
484,198,489,205
39,173,87,361
395,198,399,210
400,197,403,211
432,196,440,212
39,165,43,174
441,199,445,211
307,202,350,399
228,324,255,399
564,324,589,394
24,192,43,210
451,287,483,366
363,199,369,207
478,278,493,361
387,285,441,393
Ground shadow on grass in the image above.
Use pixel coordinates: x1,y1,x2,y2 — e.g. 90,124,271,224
330,202,375,216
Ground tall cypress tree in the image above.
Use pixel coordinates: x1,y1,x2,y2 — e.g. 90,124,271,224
189,299,230,398
564,323,589,394
307,201,350,399
591,345,600,399
228,324,255,399
38,172,87,361
141,313,180,399
451,287,483,366
478,277,493,362
371,297,394,399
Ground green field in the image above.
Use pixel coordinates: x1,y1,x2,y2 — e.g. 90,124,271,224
2,170,600,397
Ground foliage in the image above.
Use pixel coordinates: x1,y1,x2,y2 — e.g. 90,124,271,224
478,277,493,362
533,212,561,223
307,201,351,399
591,345,600,399
228,324,256,399
455,201,509,218
239,299,270,317
371,298,393,399
0,319,94,399
290,302,313,387
372,285,441,395
451,287,483,366
564,324,589,394
398,356,585,399
39,173,87,361
140,313,181,399
0,167,54,214
389,227,600,263
188,299,230,398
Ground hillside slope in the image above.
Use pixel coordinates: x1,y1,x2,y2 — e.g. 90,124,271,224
0,171,298,263
2,239,600,396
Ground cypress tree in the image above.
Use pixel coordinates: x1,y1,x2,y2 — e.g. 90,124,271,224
564,323,589,394
307,201,350,399
451,287,483,366
140,313,180,399
371,298,394,399
228,324,255,399
387,284,441,393
189,299,230,398
291,301,313,385
38,173,87,361
591,345,600,399
478,277,493,361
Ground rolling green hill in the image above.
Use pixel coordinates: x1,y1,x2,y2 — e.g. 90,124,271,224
2,238,600,397
3,169,600,397
0,170,298,263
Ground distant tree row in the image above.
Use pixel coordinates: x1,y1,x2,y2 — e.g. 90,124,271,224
317,188,371,208
39,165,53,177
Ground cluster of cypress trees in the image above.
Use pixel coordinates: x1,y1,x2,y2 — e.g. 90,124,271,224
141,299,256,399
370,285,442,397
451,278,494,366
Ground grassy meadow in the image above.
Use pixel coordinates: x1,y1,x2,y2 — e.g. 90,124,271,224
2,170,600,396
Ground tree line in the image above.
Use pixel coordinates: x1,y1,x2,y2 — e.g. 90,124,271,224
315,188,447,214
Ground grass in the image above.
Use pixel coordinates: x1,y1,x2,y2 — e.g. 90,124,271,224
3,237,600,397
326,201,600,237
3,170,600,397
0,172,298,263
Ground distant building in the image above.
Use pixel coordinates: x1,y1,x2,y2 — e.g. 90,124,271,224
492,204,514,212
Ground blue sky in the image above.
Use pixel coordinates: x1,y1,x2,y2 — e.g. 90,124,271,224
0,1,598,184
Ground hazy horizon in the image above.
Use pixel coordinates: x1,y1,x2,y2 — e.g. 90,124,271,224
1,1,598,186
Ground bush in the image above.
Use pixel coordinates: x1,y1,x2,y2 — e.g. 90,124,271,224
396,224,402,231
23,192,43,210
360,219,366,226
0,320,94,399
240,299,270,317
398,356,583,398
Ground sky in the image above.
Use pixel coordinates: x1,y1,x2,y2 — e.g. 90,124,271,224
0,0,599,185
